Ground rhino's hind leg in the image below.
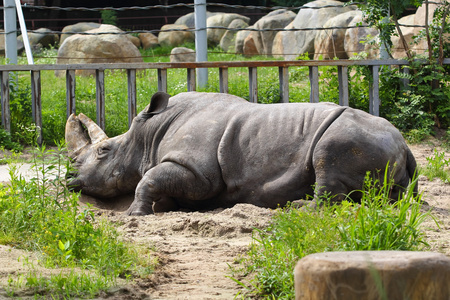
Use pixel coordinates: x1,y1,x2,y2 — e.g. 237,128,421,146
126,161,216,215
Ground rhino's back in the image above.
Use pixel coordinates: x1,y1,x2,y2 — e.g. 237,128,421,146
213,99,347,207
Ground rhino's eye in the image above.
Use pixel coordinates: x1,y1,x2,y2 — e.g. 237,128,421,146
97,146,110,158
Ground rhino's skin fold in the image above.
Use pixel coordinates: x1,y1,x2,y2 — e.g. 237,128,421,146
65,91,417,215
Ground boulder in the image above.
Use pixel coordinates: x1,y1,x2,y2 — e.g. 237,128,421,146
413,0,443,36
392,14,423,59
344,14,379,58
0,30,24,56
243,34,259,57
60,22,101,45
314,10,361,60
235,26,254,54
219,18,249,53
127,35,141,48
18,28,59,49
278,0,355,59
294,251,450,300
139,32,159,50
244,9,296,56
207,13,250,46
272,21,294,59
170,47,195,63
175,11,218,28
56,24,142,77
158,24,194,48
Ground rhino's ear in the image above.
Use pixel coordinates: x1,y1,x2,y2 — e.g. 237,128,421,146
147,92,170,115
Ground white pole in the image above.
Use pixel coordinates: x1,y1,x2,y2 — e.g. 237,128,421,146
4,0,17,64
194,0,208,89
14,0,34,64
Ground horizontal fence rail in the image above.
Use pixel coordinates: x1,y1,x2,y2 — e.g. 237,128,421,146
2,59,449,145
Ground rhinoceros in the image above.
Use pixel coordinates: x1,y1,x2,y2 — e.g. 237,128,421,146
65,91,417,215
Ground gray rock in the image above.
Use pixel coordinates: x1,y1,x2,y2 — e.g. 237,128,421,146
0,30,24,56
279,0,355,60
139,32,159,50
56,24,142,77
18,28,59,49
219,18,249,53
235,26,254,54
158,24,194,48
207,13,250,46
175,11,219,28
60,22,101,45
294,251,450,300
314,10,360,60
170,47,195,63
344,14,379,58
391,14,417,59
244,9,295,57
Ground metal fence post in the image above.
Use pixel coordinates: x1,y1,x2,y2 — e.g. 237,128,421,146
369,65,380,116
127,69,137,127
1,71,10,132
309,66,319,103
31,70,42,145
249,67,258,103
96,69,105,130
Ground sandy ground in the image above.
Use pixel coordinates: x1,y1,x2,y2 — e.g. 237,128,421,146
0,141,448,299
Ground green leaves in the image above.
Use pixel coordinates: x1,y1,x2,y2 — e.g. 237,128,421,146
234,166,431,299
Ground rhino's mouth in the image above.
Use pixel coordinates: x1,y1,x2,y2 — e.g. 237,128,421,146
66,175,82,193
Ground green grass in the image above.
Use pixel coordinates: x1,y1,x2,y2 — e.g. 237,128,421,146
420,148,450,183
0,143,156,298
231,171,432,299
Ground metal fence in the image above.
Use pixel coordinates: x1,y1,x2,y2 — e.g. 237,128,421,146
1,59,448,144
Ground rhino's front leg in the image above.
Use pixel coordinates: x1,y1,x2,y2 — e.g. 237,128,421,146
126,161,210,216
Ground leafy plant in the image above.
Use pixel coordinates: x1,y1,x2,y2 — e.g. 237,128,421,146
101,10,118,26
232,169,431,299
0,129,22,152
421,148,450,183
0,143,156,297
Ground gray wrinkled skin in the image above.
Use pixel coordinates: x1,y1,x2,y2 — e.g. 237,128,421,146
65,92,417,215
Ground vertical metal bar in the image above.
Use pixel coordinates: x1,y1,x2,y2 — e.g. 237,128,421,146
338,66,349,106
400,65,410,90
279,66,289,103
1,71,10,131
96,69,105,130
4,0,17,65
309,66,319,103
31,70,42,145
249,67,258,103
66,69,76,118
127,69,137,128
158,69,168,93
219,67,229,94
187,68,196,92
369,65,380,116
194,0,208,88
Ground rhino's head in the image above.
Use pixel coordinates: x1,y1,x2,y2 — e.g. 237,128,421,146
65,92,171,199
65,113,130,198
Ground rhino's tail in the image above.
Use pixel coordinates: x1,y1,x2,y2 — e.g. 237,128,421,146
406,146,418,195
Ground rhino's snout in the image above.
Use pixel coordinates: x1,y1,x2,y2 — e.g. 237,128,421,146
66,171,82,193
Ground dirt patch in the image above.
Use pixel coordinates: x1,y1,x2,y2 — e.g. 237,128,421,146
0,142,449,299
